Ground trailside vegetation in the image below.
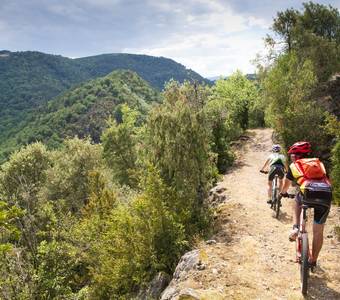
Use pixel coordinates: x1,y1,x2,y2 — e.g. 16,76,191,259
259,1,340,203
0,71,259,298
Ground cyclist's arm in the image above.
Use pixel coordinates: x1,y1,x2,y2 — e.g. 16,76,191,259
260,159,270,171
281,167,294,193
284,161,289,173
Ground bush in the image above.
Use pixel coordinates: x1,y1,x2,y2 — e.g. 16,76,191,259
88,169,186,299
44,137,104,214
331,140,340,205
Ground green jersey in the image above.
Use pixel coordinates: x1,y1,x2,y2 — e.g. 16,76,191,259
268,153,286,166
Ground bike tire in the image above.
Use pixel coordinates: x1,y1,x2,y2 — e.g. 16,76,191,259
271,178,276,210
275,191,280,219
301,233,309,295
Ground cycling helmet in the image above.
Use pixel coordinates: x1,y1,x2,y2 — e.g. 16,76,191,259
272,144,281,152
287,141,311,154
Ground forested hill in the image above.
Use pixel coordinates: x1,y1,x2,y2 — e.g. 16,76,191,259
0,51,208,113
75,53,211,90
0,50,208,160
0,70,160,158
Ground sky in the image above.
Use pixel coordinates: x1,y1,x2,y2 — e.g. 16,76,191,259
1,0,339,77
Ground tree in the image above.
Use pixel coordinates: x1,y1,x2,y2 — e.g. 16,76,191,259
144,81,215,234
262,53,329,151
44,137,104,214
102,104,139,188
87,168,186,299
269,2,340,82
272,8,300,52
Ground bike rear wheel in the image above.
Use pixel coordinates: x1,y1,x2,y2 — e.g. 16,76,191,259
301,233,309,295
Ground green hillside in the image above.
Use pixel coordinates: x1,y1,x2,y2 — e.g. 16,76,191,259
75,53,210,90
0,50,209,160
0,70,161,160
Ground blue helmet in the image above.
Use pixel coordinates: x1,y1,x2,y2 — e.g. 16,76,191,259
272,144,281,152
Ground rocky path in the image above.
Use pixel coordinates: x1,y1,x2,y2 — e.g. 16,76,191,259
161,128,340,300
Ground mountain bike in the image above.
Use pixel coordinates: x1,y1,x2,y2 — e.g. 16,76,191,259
260,171,281,218
281,193,310,295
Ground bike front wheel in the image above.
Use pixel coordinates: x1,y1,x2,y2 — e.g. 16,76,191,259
300,233,309,295
275,194,280,219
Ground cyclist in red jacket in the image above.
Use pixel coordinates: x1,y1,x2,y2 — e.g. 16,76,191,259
280,141,332,269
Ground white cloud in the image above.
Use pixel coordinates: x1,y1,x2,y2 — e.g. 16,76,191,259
125,29,265,77
124,1,268,77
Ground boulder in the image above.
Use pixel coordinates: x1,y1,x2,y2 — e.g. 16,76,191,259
138,272,170,299
161,250,200,299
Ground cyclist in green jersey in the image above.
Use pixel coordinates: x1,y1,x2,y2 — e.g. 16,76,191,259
260,144,288,204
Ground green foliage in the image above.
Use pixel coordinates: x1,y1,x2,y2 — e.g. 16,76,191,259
0,143,51,206
0,79,236,298
88,168,186,299
262,52,329,152
206,71,262,172
0,201,24,253
35,240,79,299
212,71,263,131
0,143,53,270
0,248,35,300
144,81,216,234
270,2,340,82
0,50,210,162
0,70,160,163
102,105,139,187
204,97,235,173
262,2,340,206
44,137,104,214
76,53,211,90
324,114,340,204
331,140,340,205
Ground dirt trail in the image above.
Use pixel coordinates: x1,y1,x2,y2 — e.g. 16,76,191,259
173,128,340,299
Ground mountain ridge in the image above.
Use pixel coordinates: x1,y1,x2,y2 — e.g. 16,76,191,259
0,70,161,160
0,50,209,160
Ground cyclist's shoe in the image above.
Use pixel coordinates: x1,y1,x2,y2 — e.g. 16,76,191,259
267,199,273,204
289,225,299,242
309,260,317,273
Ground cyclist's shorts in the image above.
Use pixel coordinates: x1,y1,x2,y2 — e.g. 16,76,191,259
268,163,285,181
296,192,331,224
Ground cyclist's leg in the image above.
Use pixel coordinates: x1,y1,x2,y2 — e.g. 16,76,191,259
289,193,302,241
279,178,283,191
311,223,324,263
293,192,302,226
278,166,284,191
311,205,330,263
267,181,272,202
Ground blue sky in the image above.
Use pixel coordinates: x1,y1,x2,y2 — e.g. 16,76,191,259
1,0,339,77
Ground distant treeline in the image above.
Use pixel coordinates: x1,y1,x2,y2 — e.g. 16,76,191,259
0,51,210,161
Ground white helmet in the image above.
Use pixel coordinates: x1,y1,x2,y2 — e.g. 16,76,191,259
272,144,281,152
